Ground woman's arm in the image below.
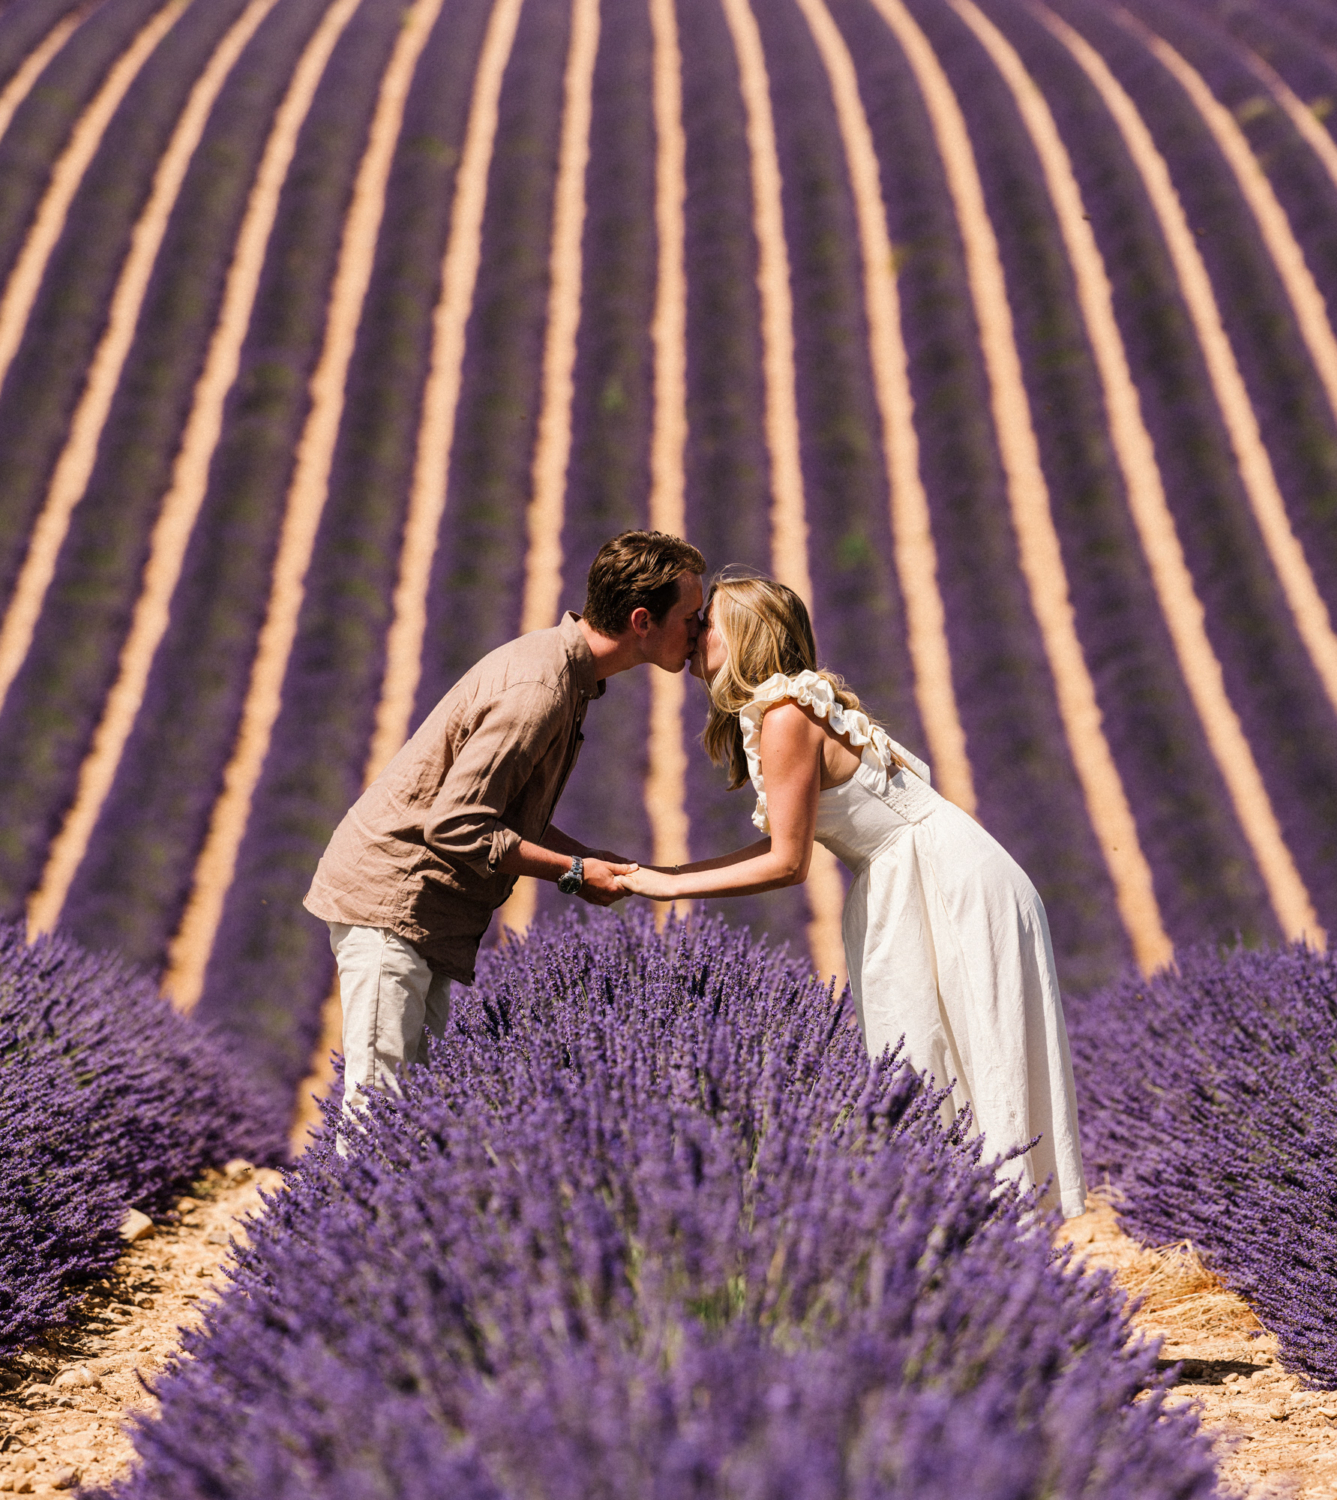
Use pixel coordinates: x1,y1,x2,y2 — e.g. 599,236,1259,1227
648,838,773,875
618,703,824,900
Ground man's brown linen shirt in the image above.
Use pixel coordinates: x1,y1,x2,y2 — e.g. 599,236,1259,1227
304,613,602,981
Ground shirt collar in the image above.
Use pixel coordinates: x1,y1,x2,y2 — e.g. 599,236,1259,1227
561,611,605,699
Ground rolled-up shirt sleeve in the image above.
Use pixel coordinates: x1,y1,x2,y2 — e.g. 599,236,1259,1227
423,681,565,875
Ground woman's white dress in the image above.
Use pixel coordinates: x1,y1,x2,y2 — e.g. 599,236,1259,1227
741,671,1087,1219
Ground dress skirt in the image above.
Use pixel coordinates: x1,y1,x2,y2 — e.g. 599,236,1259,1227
840,798,1087,1219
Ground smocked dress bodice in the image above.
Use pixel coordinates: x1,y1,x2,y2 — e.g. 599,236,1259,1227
740,670,940,873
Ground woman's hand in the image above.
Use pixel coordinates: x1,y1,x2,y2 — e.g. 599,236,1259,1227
615,866,680,901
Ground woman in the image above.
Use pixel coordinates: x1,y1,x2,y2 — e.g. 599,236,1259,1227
618,574,1086,1218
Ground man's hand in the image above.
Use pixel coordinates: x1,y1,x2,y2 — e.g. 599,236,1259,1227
585,847,635,866
578,858,639,906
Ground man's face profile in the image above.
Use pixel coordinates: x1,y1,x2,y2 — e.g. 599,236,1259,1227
637,571,703,672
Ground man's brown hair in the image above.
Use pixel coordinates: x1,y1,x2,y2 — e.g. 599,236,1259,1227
583,531,705,637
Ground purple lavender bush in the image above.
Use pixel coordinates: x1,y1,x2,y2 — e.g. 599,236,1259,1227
98,910,1218,1499
0,924,284,1357
1068,942,1337,1387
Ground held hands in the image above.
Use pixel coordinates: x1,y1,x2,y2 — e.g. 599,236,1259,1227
578,857,639,906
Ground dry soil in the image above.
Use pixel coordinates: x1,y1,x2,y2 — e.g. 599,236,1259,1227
2,1175,1333,1495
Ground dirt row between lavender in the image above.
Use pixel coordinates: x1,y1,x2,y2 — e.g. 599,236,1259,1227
1058,1195,1337,1499
1,1171,1334,1496
0,1161,283,1495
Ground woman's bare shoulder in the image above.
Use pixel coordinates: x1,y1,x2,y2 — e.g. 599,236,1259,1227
758,699,826,751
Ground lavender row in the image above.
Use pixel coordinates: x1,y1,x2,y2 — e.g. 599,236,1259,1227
0,0,174,591
528,0,658,933
1036,0,1337,935
1114,0,1337,637
821,0,1126,992
924,0,1274,950
1247,0,1337,55
0,924,282,1357
58,0,407,973
93,910,1218,1500
676,0,809,953
0,0,276,919
194,0,499,1114
756,0,925,754
412,0,573,715
1068,941,1337,1387
0,0,84,103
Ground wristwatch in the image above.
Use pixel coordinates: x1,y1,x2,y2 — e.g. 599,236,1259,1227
557,855,584,895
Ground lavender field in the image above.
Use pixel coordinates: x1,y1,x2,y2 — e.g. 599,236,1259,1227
89,912,1221,1500
4,0,1337,1483
1,0,1336,1109
0,925,281,1356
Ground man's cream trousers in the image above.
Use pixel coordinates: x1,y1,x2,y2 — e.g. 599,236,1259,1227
327,922,451,1119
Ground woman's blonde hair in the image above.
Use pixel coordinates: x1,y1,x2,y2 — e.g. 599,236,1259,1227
701,573,871,789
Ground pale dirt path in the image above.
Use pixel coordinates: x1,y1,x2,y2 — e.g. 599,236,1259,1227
1059,1196,1337,1499
867,0,1173,977
498,0,602,941
1031,1,1331,949
4,1171,1330,1495
947,0,1319,960
1124,13,1337,732
792,0,976,819
644,0,692,890
0,11,84,146
717,0,845,992
0,1162,284,1496
362,0,525,784
517,0,600,639
1240,46,1337,202
164,0,449,1011
24,0,364,948
294,0,525,1111
0,0,189,710
24,0,283,937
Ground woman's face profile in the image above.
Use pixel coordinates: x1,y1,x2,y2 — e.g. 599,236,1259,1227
690,601,727,681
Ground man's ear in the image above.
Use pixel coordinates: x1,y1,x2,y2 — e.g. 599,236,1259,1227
628,605,652,639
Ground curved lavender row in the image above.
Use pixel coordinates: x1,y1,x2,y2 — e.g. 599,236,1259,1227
676,0,808,953
1173,2,1337,127
0,924,283,1357
59,0,407,971
529,0,657,933
0,0,272,918
1068,942,1337,1387
0,0,82,97
1249,0,1337,55
1115,0,1337,639
754,0,923,756
193,0,497,1109
413,0,572,715
824,0,1126,992
0,0,173,586
1043,0,1337,935
92,910,1217,1500
938,0,1271,949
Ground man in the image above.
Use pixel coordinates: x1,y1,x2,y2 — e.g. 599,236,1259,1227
305,530,706,1113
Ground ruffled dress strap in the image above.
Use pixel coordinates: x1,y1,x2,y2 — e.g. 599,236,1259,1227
738,670,932,833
